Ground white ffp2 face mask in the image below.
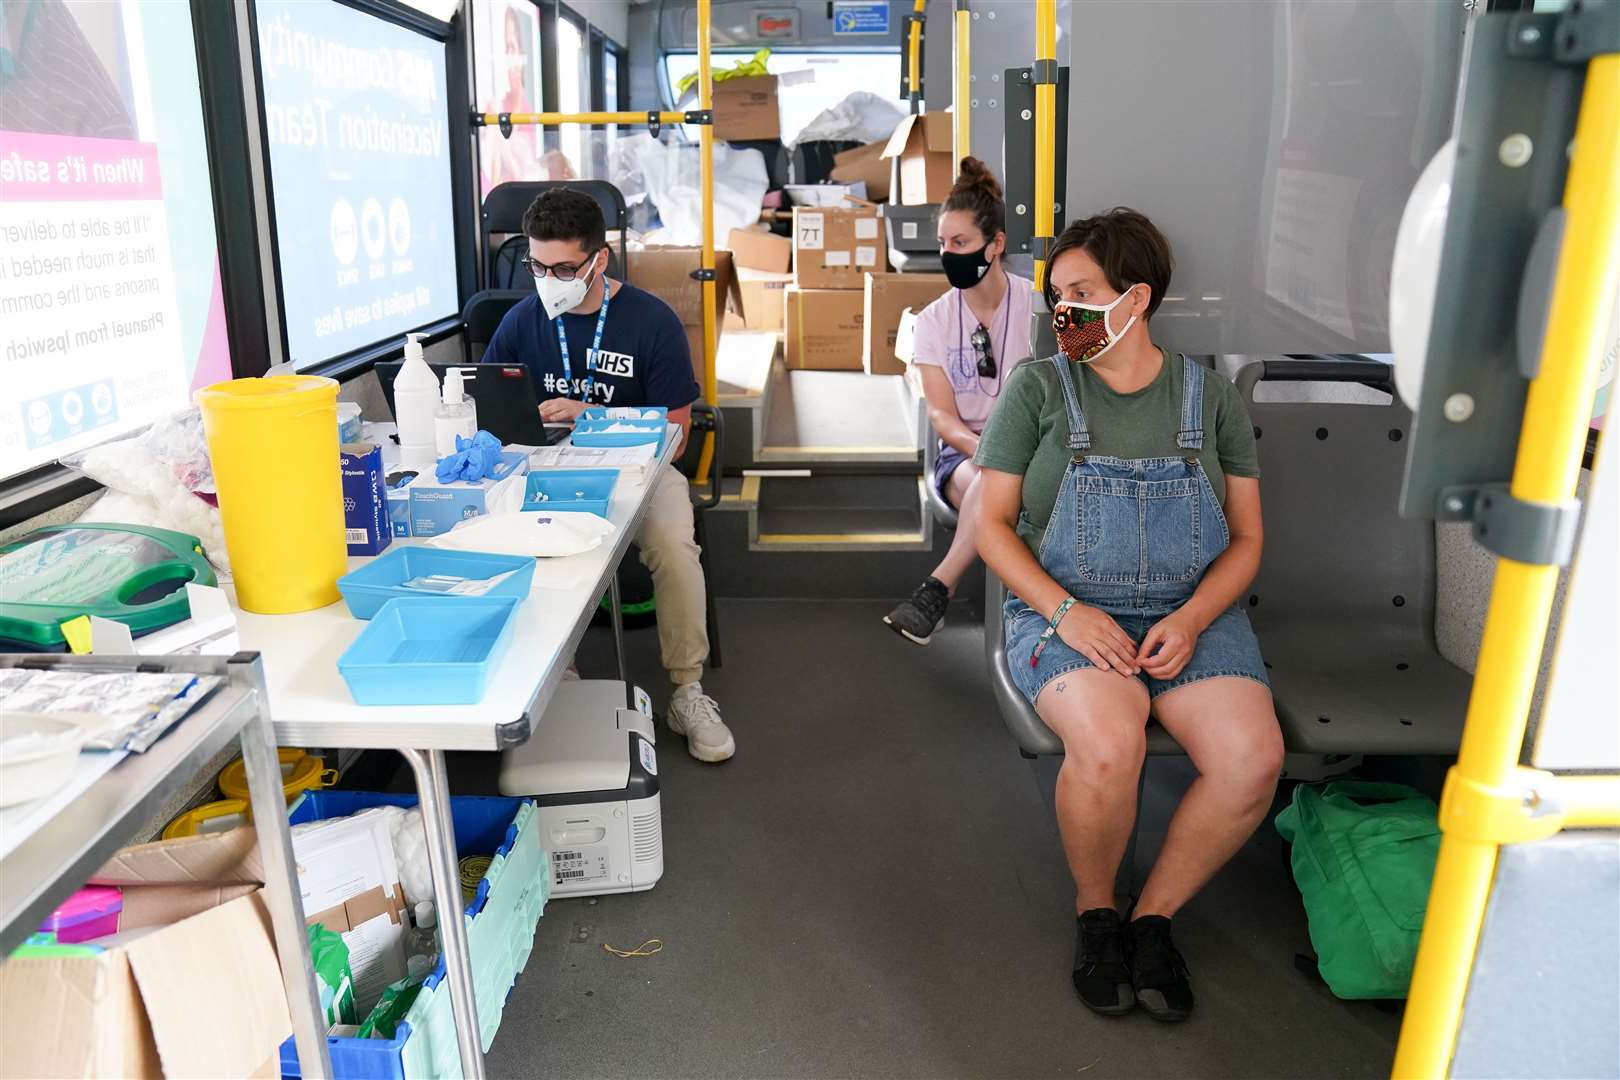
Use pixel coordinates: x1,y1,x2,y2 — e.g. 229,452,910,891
534,254,599,320
1052,286,1140,364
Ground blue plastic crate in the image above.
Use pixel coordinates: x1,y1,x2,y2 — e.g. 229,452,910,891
580,406,667,424
336,548,535,619
279,791,550,1080
520,469,619,518
570,416,665,450
336,597,518,706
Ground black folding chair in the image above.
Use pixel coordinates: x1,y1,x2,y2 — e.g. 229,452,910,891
460,290,530,364
482,181,630,291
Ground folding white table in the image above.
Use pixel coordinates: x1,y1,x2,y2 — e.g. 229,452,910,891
226,431,679,1079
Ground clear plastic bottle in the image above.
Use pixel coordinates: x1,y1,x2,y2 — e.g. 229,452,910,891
408,900,438,969
433,367,478,456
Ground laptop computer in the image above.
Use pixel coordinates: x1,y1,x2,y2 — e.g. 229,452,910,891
374,361,569,447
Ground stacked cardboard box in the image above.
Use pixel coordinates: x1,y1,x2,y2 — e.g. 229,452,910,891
726,227,794,333
785,205,889,370
863,272,950,376
628,248,742,383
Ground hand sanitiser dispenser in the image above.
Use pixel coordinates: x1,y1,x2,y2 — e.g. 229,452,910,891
394,332,439,467
433,367,479,456
497,680,664,898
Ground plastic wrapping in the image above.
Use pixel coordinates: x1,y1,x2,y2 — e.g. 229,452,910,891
61,409,230,573
793,91,905,147
611,133,768,247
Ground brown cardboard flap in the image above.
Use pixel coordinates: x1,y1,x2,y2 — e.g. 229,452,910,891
308,882,405,933
922,112,953,153
881,114,920,161
126,893,291,1080
727,227,792,274
0,951,161,1079
830,140,892,203
122,882,260,931
93,826,266,887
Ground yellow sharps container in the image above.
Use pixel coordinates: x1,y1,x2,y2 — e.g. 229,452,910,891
196,375,346,613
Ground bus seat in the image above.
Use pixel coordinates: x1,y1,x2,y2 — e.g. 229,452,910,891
984,570,1183,758
482,180,630,289
461,290,529,364
1238,358,1472,755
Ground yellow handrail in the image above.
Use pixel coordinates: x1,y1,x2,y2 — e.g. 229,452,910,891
695,0,717,483
1392,53,1620,1080
953,3,971,164
474,111,687,128
907,0,926,105
1033,0,1056,294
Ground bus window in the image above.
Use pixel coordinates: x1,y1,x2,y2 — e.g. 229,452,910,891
663,52,906,145
555,11,586,178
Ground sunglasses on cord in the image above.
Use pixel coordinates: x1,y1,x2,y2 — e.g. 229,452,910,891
971,324,996,379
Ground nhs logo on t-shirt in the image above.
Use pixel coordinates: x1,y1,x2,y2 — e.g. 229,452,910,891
591,348,635,378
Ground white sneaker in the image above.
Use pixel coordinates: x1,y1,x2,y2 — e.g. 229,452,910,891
665,682,735,763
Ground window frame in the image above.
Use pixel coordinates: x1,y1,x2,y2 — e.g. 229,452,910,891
243,0,475,381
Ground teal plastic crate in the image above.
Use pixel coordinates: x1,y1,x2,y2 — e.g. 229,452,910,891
280,794,551,1079
521,469,619,518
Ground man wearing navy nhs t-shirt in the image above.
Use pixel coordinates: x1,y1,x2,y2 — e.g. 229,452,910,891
483,188,734,763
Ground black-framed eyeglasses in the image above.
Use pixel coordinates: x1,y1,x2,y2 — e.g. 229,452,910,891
971,324,996,378
520,249,599,281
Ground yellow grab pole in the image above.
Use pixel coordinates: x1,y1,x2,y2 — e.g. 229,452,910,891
907,0,926,108
1393,54,1620,1080
696,0,717,483
953,3,971,163
1033,0,1056,294
475,111,687,127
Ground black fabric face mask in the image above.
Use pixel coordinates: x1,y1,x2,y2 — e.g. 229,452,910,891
940,245,992,290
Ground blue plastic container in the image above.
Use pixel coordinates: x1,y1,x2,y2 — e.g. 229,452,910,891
580,405,667,424
278,791,544,1080
570,416,665,450
521,469,619,518
336,548,535,619
336,596,519,706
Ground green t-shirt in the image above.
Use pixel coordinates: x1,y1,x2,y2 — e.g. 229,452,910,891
974,350,1260,556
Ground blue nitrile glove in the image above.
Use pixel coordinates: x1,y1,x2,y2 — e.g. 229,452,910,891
434,431,503,483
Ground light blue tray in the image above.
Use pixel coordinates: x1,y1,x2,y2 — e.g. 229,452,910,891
521,468,619,518
337,596,519,706
336,548,535,619
571,415,665,450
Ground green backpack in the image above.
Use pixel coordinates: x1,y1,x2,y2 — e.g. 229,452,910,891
1274,780,1442,1000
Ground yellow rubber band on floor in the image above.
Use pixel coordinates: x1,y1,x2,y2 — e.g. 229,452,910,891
602,939,663,958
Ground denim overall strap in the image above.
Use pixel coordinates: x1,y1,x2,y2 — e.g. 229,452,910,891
1177,355,1205,451
1044,353,1090,451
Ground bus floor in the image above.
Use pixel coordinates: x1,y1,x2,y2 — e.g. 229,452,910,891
431,598,1402,1078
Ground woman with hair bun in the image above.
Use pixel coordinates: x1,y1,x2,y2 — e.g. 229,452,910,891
883,157,1033,645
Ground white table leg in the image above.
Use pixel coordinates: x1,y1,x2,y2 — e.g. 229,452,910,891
399,747,484,1080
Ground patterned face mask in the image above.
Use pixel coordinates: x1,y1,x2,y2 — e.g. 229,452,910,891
1052,286,1140,363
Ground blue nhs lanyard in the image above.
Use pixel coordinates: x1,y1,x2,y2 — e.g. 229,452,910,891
552,280,612,403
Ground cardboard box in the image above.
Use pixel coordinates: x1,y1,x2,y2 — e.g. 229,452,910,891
341,442,392,556
727,226,792,274
793,207,888,290
864,272,950,376
713,74,780,141
729,268,794,332
830,139,892,203
408,453,528,538
785,287,865,370
1,833,293,1079
627,247,742,382
882,112,955,206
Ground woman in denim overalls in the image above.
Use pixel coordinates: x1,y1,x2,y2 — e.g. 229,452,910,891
976,210,1281,1023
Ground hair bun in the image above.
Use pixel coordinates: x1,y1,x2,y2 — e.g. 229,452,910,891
951,156,1003,202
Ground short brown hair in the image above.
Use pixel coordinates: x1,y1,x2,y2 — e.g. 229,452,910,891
1045,207,1173,319
521,187,606,252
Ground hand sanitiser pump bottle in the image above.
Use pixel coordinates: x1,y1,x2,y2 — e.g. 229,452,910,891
394,332,439,466
434,367,478,456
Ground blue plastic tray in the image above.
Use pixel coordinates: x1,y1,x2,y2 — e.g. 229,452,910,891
279,791,534,1080
580,406,667,423
521,468,619,518
336,596,519,706
336,548,535,619
570,416,665,450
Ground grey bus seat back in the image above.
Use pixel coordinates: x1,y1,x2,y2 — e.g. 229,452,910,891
1239,359,1471,755
984,570,1182,757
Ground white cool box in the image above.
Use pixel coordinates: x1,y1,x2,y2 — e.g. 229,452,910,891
498,680,664,897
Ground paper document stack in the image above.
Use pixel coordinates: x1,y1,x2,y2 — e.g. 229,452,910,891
290,811,409,1013
529,442,660,479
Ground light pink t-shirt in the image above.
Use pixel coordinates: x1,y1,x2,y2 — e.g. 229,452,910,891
910,273,1035,433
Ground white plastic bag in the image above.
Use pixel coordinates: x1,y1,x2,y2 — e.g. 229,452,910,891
613,133,768,247
793,91,905,147
62,408,230,573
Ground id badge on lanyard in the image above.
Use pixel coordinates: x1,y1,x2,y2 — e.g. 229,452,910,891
554,281,612,402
